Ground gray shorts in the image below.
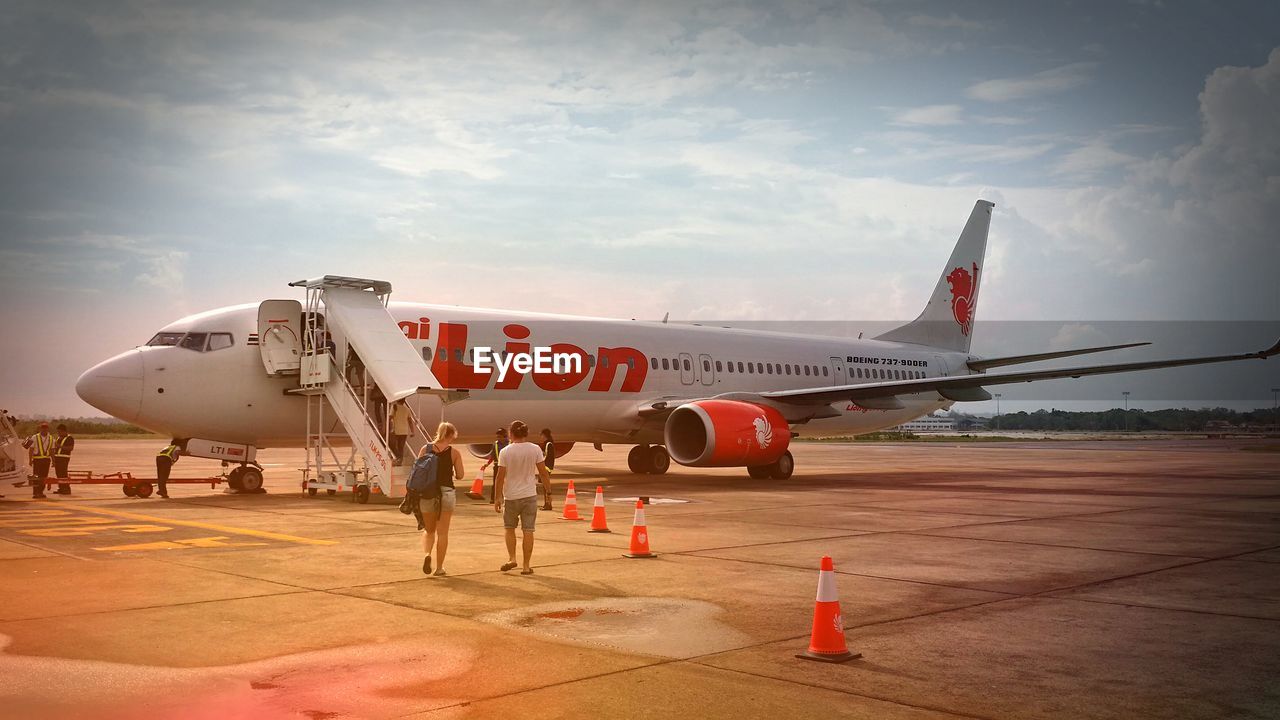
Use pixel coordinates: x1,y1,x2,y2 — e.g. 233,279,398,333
419,487,457,517
503,495,539,531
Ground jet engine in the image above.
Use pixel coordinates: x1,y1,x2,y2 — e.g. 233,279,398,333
664,399,790,467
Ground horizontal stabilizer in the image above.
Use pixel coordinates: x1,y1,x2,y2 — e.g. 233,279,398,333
967,342,1150,372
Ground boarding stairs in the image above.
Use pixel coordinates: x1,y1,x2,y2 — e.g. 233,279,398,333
259,275,457,502
0,412,30,490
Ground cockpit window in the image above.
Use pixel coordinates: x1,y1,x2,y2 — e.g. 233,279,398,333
179,332,209,351
147,331,235,351
147,332,184,347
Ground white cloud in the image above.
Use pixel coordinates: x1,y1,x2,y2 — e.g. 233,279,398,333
905,13,984,32
1054,142,1141,177
137,251,189,292
891,104,965,126
966,62,1097,102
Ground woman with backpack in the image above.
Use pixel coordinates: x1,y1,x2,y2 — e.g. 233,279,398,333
416,422,465,577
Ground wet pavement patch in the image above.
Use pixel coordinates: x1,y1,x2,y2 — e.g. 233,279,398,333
478,597,751,659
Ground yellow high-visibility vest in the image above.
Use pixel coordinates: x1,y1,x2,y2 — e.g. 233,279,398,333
157,444,180,461
30,434,54,459
55,436,73,457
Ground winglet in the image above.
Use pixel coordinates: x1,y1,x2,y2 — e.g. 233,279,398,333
1260,338,1280,359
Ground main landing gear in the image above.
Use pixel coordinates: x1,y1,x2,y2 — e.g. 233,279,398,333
747,450,794,480
627,445,670,475
227,465,265,492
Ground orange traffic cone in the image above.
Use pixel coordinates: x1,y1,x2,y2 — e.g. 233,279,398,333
796,556,861,663
561,480,582,520
587,485,611,533
465,469,485,500
623,499,656,558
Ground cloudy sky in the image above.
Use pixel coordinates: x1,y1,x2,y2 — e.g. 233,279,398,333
2,0,1278,416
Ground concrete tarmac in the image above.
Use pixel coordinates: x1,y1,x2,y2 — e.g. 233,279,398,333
1,439,1278,719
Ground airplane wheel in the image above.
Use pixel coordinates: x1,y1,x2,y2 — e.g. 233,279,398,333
768,451,794,480
627,445,648,474
648,446,670,475
122,484,137,497
307,488,317,497
238,468,264,492
747,465,769,479
353,485,370,504
227,467,245,490
134,483,154,498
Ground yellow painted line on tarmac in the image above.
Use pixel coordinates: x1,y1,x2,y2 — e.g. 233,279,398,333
62,505,338,546
94,536,270,552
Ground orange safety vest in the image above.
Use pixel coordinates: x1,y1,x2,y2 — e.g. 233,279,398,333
29,434,54,459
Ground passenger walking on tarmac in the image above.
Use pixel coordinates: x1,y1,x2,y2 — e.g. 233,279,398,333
52,424,74,495
418,422,464,577
155,440,182,499
390,401,411,464
494,421,553,575
539,428,556,511
479,427,508,501
22,421,54,499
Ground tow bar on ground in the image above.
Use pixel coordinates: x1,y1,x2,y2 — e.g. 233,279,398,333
26,469,259,498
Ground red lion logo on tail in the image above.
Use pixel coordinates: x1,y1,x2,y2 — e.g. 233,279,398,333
946,263,979,336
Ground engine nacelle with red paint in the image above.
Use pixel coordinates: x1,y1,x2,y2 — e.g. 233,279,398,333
664,400,790,467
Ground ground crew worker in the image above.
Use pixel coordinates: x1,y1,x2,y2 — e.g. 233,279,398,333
390,400,410,464
23,421,54,499
539,428,555,511
53,423,74,495
155,440,181,499
479,427,508,502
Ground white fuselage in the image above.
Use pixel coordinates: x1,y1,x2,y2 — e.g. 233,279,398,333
77,302,966,448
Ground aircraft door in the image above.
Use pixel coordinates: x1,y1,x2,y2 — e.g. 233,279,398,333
698,353,715,386
933,354,948,377
258,299,303,376
678,352,695,385
829,356,847,383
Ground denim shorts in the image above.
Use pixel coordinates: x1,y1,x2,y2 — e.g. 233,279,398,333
502,495,539,531
419,487,457,516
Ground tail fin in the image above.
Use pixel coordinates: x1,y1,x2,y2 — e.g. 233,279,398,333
876,200,993,353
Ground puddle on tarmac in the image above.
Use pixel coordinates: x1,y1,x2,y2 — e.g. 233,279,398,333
479,597,751,659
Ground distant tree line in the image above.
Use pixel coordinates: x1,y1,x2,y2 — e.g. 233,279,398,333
10,418,155,436
992,407,1279,432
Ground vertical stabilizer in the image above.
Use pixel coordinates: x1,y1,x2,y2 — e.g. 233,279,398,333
876,200,993,352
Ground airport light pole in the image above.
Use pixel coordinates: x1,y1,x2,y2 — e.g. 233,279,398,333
994,393,1001,430
1122,391,1131,432
1272,388,1278,410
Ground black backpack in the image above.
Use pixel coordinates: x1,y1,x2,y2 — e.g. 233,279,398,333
407,446,442,498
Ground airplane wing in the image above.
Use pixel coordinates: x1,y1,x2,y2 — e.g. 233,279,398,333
761,337,1280,407
630,338,1278,423
966,342,1150,372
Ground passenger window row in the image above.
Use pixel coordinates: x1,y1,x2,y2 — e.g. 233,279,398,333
647,356,832,380
854,367,925,381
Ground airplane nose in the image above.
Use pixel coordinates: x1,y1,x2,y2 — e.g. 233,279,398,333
76,350,144,422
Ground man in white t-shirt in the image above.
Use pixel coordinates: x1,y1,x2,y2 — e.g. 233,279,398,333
494,420,553,575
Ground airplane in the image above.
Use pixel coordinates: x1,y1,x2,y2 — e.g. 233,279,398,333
75,200,1278,493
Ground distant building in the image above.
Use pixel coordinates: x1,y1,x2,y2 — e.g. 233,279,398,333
892,415,957,432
